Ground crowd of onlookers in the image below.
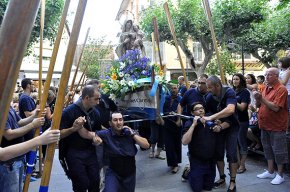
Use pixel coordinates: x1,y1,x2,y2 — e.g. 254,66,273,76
2,55,290,192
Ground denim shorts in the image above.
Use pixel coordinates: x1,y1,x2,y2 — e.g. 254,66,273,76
261,130,289,165
0,160,24,192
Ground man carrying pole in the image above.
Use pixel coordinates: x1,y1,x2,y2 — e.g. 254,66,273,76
59,85,102,192
0,107,45,192
23,0,72,190
40,1,89,191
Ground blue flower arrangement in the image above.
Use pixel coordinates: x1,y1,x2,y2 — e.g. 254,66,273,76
101,49,165,100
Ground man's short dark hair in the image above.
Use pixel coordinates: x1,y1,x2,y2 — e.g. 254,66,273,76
109,111,123,121
21,78,32,89
190,102,203,112
207,75,222,86
199,74,208,79
86,79,99,86
279,57,290,69
81,85,98,98
257,75,265,82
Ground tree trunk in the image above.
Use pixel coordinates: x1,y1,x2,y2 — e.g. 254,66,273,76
197,37,213,76
251,50,271,68
177,38,195,69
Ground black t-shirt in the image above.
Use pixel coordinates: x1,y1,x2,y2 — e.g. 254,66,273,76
235,88,250,122
184,119,216,162
60,103,102,151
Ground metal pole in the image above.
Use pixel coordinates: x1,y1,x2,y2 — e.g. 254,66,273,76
241,43,245,75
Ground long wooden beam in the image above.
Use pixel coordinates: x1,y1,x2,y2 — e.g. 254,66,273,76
22,0,71,191
39,1,88,191
70,27,90,92
202,0,226,84
37,0,46,179
0,0,41,144
152,17,164,70
163,2,189,89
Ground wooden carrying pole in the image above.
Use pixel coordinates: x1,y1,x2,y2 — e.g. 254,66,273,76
23,0,71,191
39,1,88,191
163,2,189,89
38,0,45,179
0,0,41,144
202,0,226,84
151,33,158,64
73,65,88,96
70,27,90,91
65,27,90,106
152,17,163,70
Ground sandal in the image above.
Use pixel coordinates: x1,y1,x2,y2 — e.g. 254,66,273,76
227,177,236,192
155,154,166,160
248,142,256,149
253,144,262,151
171,166,179,174
214,174,226,188
237,168,247,174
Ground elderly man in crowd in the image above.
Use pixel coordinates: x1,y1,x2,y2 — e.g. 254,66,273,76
254,67,289,185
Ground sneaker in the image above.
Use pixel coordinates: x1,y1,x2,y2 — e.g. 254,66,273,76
257,170,276,179
271,174,285,185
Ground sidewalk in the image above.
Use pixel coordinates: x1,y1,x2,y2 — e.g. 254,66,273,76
29,147,290,192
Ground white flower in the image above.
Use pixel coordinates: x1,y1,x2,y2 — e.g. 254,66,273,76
120,62,126,69
125,74,130,78
109,94,116,101
119,71,124,77
120,79,126,86
111,82,119,90
128,81,135,87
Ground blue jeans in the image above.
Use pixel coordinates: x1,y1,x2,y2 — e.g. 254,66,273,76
0,160,24,192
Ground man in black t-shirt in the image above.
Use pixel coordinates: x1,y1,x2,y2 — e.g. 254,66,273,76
182,102,230,192
60,85,102,192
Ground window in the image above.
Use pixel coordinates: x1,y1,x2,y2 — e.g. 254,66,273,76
193,42,203,62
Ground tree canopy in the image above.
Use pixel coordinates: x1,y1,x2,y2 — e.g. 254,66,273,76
80,37,113,79
140,0,290,75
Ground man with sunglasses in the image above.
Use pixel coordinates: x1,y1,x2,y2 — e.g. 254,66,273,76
176,74,209,126
59,85,102,192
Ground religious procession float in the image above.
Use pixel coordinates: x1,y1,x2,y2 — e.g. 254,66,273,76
101,19,168,121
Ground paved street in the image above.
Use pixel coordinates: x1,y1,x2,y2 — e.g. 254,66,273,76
29,147,290,192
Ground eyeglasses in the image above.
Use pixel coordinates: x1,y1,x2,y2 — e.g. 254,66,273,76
264,73,277,77
193,107,204,111
197,82,206,85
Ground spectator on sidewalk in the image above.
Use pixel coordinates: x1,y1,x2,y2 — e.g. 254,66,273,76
255,67,289,185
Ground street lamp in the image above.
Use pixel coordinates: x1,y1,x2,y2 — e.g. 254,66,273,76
228,41,245,75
